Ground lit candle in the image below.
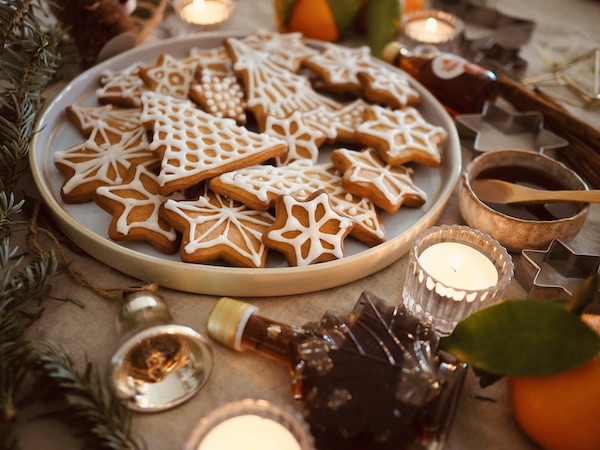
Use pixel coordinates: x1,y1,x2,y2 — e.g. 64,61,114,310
196,414,302,450
178,0,232,26
405,17,456,44
418,242,499,290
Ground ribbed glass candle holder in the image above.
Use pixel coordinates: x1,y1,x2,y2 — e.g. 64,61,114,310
402,224,514,335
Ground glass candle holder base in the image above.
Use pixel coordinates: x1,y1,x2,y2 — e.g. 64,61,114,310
402,225,514,335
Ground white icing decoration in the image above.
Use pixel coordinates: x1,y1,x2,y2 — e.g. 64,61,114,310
95,165,182,241
267,191,353,266
163,191,274,268
140,91,285,192
210,160,385,243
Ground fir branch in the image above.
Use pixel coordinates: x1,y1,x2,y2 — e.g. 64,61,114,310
35,347,143,450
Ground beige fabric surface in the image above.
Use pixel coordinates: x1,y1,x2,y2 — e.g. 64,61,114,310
17,0,600,448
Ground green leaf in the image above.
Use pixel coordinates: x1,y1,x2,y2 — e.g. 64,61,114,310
326,0,363,35
441,300,600,376
564,273,600,315
366,0,401,58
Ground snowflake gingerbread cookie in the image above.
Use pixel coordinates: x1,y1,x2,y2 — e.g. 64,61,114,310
263,189,354,266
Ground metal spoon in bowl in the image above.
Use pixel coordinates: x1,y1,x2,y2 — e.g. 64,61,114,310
471,179,600,204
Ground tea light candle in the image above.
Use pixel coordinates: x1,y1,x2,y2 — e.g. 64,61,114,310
197,415,301,450
176,0,235,26
402,225,513,335
418,242,499,290
405,17,456,44
401,10,464,52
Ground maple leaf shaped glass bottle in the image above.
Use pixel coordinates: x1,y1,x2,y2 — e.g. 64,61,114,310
207,291,467,450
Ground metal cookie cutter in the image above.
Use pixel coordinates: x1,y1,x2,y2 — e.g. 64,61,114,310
516,239,600,300
432,0,535,79
454,101,568,154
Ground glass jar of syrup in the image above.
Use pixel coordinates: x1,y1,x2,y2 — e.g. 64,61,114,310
207,291,467,450
382,42,499,114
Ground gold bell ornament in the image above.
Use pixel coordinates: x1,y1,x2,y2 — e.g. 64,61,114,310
107,289,213,412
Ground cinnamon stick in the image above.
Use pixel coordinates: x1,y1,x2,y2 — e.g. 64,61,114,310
498,75,600,188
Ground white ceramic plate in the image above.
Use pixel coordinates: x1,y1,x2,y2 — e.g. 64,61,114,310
30,32,461,297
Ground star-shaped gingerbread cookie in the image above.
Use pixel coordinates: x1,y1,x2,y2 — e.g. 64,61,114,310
331,148,427,213
94,165,183,254
160,188,275,268
354,105,447,166
263,189,354,266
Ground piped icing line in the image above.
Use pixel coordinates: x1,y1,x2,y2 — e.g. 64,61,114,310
264,190,354,266
140,91,287,194
65,104,144,137
161,190,274,268
139,53,198,99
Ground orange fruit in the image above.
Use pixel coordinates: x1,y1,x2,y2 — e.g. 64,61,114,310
286,0,339,42
506,314,600,450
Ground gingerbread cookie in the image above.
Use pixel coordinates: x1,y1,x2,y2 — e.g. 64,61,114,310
354,105,447,167
65,104,144,137
189,68,247,125
303,43,374,97
303,99,370,144
357,66,420,109
209,160,385,246
140,91,287,195
160,187,274,268
263,110,326,165
94,165,183,254
263,189,354,266
331,148,427,213
96,61,148,108
55,106,157,203
225,36,342,128
139,53,197,99
240,29,318,72
187,46,232,76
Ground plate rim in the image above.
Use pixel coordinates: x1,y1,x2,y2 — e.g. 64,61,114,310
30,31,462,297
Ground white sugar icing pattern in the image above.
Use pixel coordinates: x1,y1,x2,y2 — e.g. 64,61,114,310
95,164,182,241
55,108,156,199
140,91,287,193
189,69,247,124
97,61,148,108
355,105,446,166
240,29,318,72
358,66,420,109
209,160,385,245
303,43,374,94
139,54,197,99
264,111,325,165
162,189,275,268
226,37,342,123
265,191,354,266
332,148,427,213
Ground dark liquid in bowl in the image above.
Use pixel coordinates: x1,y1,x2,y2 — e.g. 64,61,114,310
476,166,582,221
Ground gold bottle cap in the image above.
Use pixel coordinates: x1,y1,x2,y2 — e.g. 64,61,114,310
207,297,259,351
382,41,402,64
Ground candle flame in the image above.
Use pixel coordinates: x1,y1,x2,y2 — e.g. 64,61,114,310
193,0,205,9
424,17,438,33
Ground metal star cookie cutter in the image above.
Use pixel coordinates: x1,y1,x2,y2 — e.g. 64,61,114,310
467,40,528,80
454,102,569,154
516,239,600,300
433,0,535,49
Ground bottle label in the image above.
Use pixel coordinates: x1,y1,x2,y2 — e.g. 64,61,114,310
430,53,488,80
